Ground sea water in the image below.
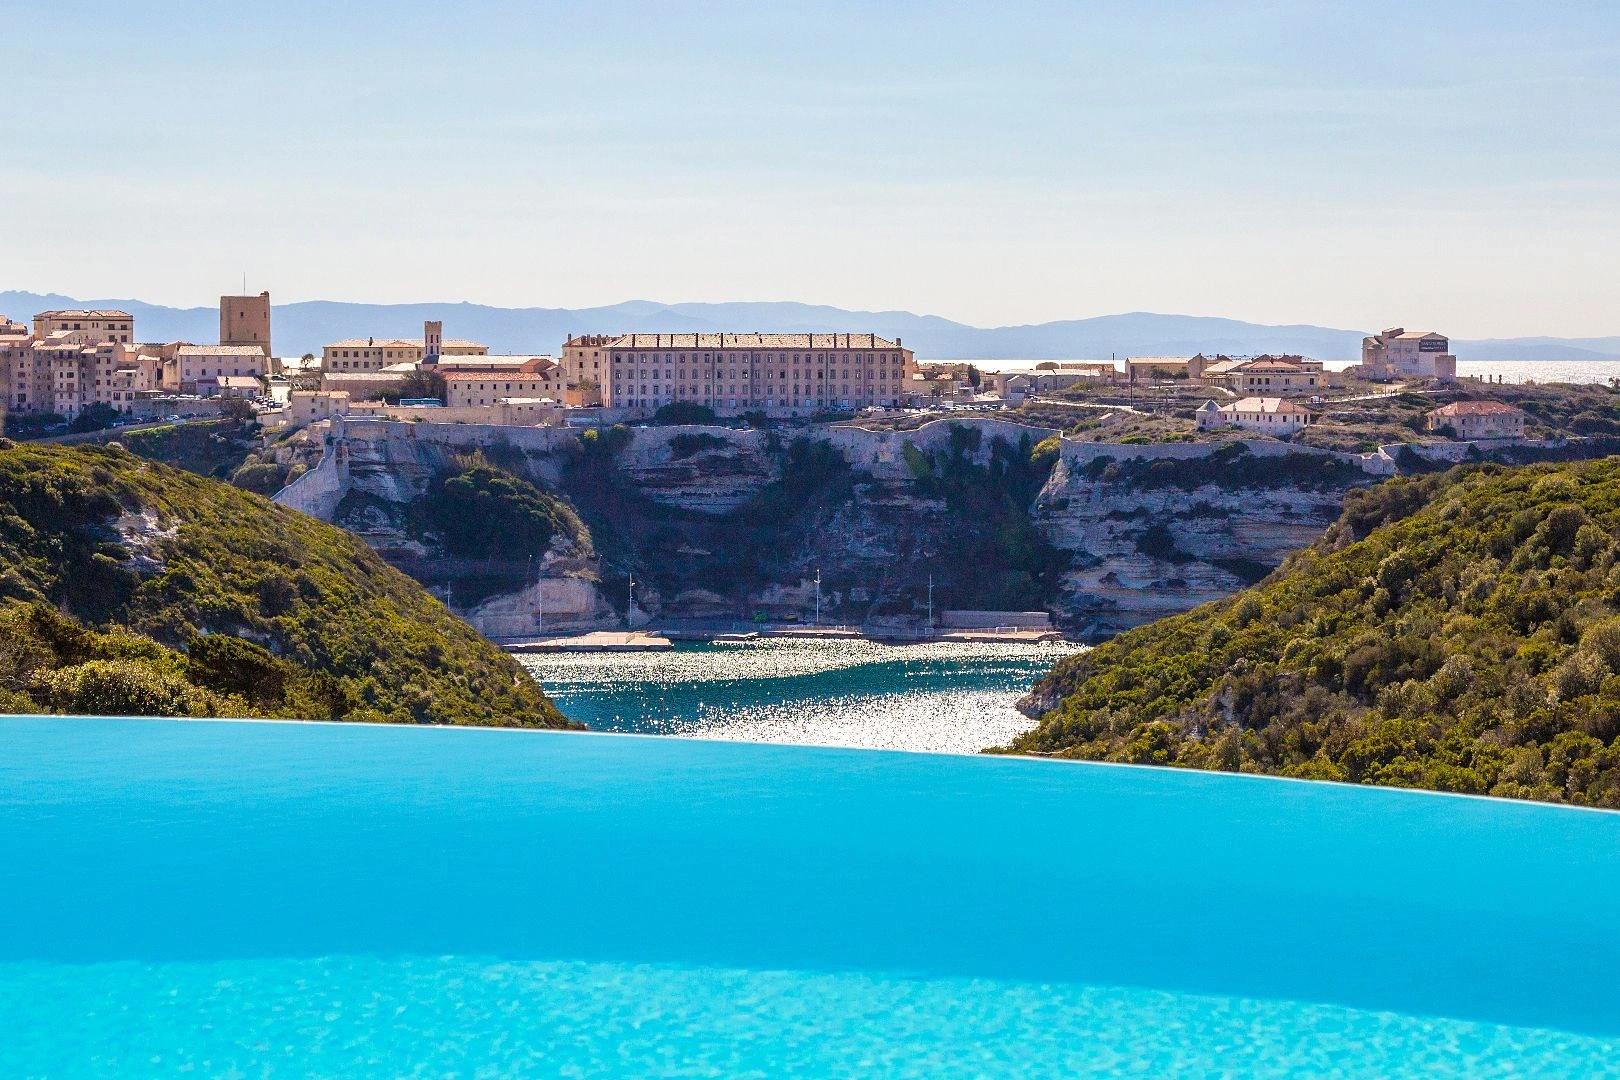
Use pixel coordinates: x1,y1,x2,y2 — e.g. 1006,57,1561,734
519,638,1076,753
4,717,1620,1077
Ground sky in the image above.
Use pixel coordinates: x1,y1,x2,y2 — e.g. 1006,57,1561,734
3,0,1618,337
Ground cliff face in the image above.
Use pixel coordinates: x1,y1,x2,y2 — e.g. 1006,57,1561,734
1035,450,1358,636
276,420,1382,638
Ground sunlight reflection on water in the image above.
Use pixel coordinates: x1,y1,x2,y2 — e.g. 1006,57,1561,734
518,638,1082,754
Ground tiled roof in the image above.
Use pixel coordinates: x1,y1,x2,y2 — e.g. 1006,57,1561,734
1429,400,1524,417
1234,360,1310,373
441,367,556,381
325,338,418,349
1222,397,1310,414
324,338,485,350
607,333,903,350
35,309,132,319
176,345,267,356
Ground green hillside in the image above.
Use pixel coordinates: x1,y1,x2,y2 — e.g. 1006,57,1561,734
0,442,571,728
1009,459,1620,807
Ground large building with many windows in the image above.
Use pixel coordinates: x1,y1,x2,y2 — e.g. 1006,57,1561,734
321,321,488,372
600,333,914,416
3,310,153,417
31,309,135,345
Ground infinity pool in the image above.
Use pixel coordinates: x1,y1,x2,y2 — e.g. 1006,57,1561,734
4,716,1619,1076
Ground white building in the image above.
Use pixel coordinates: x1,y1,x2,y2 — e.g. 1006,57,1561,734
1196,396,1311,434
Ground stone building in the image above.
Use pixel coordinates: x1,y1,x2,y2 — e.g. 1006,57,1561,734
219,291,272,362
561,334,616,404
1425,400,1526,440
1127,355,1207,383
174,345,268,394
32,309,134,344
3,310,151,418
1361,328,1457,381
322,321,488,372
442,359,563,407
1203,356,1321,396
600,333,914,416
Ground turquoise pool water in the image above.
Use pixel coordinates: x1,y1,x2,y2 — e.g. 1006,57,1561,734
518,638,1077,753
4,716,1620,1076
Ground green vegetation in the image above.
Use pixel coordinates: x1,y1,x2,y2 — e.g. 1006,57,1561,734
116,417,264,481
1008,458,1620,807
901,426,1065,611
0,443,569,728
1081,443,1367,492
4,411,67,438
669,432,729,459
652,401,718,425
363,368,446,404
411,454,589,559
68,402,121,434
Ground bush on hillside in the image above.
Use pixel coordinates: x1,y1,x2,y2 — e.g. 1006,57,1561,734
1008,459,1620,807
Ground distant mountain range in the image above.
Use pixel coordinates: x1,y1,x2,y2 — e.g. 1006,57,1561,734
4,291,1618,362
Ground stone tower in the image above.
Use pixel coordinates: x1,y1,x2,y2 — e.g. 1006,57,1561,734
424,319,443,362
220,291,272,360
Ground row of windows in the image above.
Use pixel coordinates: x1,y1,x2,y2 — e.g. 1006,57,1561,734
622,396,897,409
450,380,554,391
618,372,900,383
615,351,902,363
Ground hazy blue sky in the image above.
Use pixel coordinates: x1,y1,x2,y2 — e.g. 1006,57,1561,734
3,1,1618,336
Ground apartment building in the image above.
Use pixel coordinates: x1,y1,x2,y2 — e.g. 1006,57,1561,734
322,321,488,372
601,333,914,416
1,309,156,417
32,309,134,345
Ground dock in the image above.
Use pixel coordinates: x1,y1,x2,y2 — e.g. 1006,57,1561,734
503,631,674,653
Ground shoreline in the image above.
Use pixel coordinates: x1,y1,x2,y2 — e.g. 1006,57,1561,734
500,626,1071,653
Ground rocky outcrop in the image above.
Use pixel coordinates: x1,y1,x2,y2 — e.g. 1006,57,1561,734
277,418,1387,640
614,426,778,514
1034,447,1365,636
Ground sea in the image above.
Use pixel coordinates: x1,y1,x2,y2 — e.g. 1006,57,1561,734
517,638,1079,754
970,357,1620,386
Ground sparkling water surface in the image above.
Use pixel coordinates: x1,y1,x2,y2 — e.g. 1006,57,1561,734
519,638,1076,753
4,717,1620,1077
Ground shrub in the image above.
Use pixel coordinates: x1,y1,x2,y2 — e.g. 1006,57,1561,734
40,658,215,717
652,401,717,425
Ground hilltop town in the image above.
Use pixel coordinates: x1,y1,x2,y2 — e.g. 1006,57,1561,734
7,292,1620,645
0,291,1558,448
